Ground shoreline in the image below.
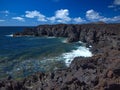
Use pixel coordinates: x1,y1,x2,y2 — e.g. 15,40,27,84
0,24,120,90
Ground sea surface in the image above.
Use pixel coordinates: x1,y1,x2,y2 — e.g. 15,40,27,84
0,27,92,79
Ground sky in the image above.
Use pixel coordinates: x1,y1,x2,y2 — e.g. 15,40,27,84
0,0,120,26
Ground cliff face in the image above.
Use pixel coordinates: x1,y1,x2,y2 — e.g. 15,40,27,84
1,24,120,90
14,24,120,48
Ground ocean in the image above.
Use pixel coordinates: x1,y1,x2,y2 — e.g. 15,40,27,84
0,27,92,79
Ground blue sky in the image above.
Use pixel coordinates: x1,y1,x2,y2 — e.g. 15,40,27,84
0,0,120,26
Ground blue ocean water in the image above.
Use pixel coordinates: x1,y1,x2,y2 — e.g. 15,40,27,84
0,27,92,79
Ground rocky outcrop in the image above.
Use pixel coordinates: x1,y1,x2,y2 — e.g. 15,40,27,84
0,24,120,90
13,24,120,44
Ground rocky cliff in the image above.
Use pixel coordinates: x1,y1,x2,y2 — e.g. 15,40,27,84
0,24,120,90
13,24,120,48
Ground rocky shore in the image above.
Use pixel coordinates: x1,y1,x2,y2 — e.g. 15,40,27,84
0,24,120,90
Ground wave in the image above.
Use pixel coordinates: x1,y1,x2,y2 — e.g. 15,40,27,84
45,36,56,39
61,40,93,66
61,38,68,43
61,46,93,66
5,34,13,37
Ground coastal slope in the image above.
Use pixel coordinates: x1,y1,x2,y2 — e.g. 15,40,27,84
0,24,120,90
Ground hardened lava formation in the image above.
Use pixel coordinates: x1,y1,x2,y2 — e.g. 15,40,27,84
0,24,120,90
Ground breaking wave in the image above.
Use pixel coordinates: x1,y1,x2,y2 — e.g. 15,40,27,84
61,45,93,66
5,34,13,37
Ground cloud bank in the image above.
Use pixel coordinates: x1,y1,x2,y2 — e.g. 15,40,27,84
2,9,120,24
86,9,120,23
24,9,86,24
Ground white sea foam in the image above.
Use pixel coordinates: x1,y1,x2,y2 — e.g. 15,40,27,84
62,46,93,66
47,36,56,39
89,45,92,48
5,34,13,37
62,38,68,43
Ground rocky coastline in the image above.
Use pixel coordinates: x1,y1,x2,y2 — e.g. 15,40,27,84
0,24,120,90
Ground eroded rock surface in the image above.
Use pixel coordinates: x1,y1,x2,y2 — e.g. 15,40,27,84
0,24,120,90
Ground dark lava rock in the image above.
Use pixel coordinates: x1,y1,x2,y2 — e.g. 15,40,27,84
1,23,120,90
105,84,120,90
113,69,120,76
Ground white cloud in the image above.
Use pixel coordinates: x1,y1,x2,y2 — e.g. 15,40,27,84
48,16,56,22
25,9,119,23
86,9,102,20
48,9,71,23
0,20,5,22
48,9,86,23
12,17,25,22
25,9,85,23
86,9,120,23
73,17,86,23
114,0,120,5
108,0,120,11
25,10,40,18
100,16,120,22
108,5,116,8
9,9,118,24
25,10,47,22
55,9,69,18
